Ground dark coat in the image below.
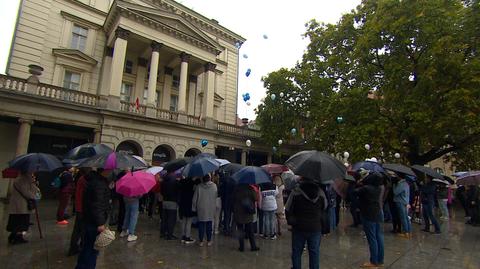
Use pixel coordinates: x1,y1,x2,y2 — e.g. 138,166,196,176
179,178,196,218
233,184,257,224
355,185,382,222
420,182,437,205
83,171,111,227
161,174,180,203
285,181,327,233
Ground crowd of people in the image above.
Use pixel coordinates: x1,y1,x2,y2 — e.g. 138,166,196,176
5,159,480,269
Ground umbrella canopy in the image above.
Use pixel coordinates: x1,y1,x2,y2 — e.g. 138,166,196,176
456,172,480,186
62,143,113,167
192,153,217,161
383,163,416,176
352,161,385,173
411,165,444,179
164,158,191,173
215,159,231,166
116,171,156,197
453,171,469,177
284,150,347,184
433,178,450,185
182,158,220,178
146,166,163,175
281,170,298,191
261,164,289,174
78,152,147,170
133,155,148,167
9,153,63,173
232,166,272,185
219,163,244,176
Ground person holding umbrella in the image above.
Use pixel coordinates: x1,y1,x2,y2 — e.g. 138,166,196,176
192,174,218,246
233,183,260,252
7,171,40,244
179,176,197,244
285,177,327,269
419,176,441,234
393,173,411,239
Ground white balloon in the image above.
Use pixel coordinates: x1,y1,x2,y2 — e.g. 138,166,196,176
246,102,251,106
364,144,371,150
279,92,284,98
271,94,276,100
246,139,252,147
343,152,350,159
394,153,401,159
344,162,349,167
278,139,283,145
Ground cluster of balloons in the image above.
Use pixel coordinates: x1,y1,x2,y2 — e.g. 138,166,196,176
242,93,251,102
200,139,208,147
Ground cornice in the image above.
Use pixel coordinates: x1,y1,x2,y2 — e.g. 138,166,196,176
61,11,102,29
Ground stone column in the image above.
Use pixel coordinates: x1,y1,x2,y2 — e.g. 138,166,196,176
99,47,113,101
241,150,247,166
134,57,148,103
93,129,101,144
161,67,173,110
178,52,190,114
146,42,162,117
106,28,129,110
202,62,216,128
15,118,33,156
187,75,197,116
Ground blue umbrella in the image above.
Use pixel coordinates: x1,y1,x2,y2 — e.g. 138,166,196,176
182,157,220,178
232,166,271,185
352,161,385,173
9,153,63,173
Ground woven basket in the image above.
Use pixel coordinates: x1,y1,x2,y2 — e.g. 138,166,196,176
94,228,116,250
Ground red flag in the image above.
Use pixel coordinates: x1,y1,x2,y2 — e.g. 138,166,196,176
135,97,140,110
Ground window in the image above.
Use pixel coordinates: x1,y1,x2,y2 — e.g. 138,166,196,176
71,25,88,51
170,95,178,112
120,82,133,102
63,71,81,90
172,75,180,88
125,60,133,74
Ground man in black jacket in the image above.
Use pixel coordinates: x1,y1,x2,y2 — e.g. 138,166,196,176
285,177,327,269
161,172,180,240
75,169,112,269
419,176,441,233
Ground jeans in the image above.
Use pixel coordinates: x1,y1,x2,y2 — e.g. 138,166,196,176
328,207,336,231
181,217,193,238
57,192,71,221
123,199,139,235
396,203,411,233
198,221,213,242
262,210,276,236
438,199,449,219
237,222,257,250
422,203,441,232
362,218,384,265
75,224,99,269
291,230,321,269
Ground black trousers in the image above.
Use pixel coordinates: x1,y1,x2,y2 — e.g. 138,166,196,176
350,205,361,226
116,199,125,232
237,222,257,250
389,201,401,232
68,213,85,254
161,209,177,237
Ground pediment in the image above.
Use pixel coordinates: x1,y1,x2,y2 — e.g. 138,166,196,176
117,1,223,54
52,49,98,66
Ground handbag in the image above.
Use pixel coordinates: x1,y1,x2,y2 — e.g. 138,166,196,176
13,184,36,210
94,228,116,250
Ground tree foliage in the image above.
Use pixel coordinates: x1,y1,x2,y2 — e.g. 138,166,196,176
256,0,480,166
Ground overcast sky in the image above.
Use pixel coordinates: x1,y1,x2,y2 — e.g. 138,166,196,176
0,0,361,120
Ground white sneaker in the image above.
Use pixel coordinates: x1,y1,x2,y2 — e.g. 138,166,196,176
127,234,137,242
120,230,128,238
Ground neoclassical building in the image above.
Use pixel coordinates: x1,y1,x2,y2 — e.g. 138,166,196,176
0,0,276,198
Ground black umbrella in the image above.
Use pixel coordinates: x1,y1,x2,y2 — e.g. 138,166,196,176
63,143,113,167
9,153,63,173
219,163,244,176
411,165,444,179
383,163,416,176
285,150,347,184
164,157,191,173
78,152,147,170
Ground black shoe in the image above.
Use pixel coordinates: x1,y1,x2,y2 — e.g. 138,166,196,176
251,247,260,251
166,235,178,240
238,247,244,252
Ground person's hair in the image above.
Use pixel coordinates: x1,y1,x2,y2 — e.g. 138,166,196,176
202,174,211,183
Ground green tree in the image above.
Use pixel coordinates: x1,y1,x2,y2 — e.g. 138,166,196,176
257,0,480,165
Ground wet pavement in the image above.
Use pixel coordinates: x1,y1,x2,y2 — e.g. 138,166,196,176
0,200,479,269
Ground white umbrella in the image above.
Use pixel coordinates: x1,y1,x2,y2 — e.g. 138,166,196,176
215,159,231,167
146,166,164,175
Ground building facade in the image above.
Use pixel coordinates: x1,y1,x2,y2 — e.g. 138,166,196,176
0,0,274,198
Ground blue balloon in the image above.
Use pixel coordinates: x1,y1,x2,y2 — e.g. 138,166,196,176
291,128,297,135
272,146,277,152
201,139,208,147
235,42,241,49
245,68,251,77
243,54,248,59
263,34,268,39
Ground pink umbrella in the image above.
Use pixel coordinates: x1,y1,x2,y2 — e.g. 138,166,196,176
116,171,156,197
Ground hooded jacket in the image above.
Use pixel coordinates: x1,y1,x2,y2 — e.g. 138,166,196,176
285,181,327,233
192,181,217,222
393,179,410,205
233,184,258,224
355,172,383,222
83,171,111,227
